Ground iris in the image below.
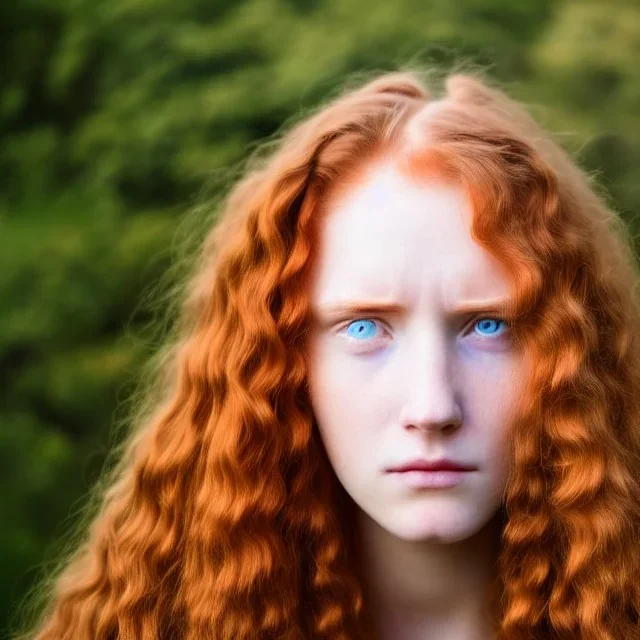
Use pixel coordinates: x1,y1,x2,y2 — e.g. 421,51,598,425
475,318,506,337
346,319,378,340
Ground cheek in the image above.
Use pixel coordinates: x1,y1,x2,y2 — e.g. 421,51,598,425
307,345,377,471
467,351,525,416
309,376,363,452
463,361,524,463
471,364,525,487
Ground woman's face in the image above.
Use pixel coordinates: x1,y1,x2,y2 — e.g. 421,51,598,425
306,159,528,543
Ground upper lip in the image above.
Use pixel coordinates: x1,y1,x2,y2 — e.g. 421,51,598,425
386,458,477,472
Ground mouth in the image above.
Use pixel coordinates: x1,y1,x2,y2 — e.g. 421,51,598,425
385,458,477,489
388,468,475,490
385,458,477,473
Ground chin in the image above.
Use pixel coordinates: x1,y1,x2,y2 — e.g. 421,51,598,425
395,528,475,544
384,514,491,544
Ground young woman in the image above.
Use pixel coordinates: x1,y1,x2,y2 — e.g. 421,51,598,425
18,69,640,639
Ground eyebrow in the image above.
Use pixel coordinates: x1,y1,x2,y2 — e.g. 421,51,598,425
315,296,514,318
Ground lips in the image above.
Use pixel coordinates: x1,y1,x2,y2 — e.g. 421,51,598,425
386,458,477,473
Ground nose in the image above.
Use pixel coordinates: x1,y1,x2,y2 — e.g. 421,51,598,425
398,336,463,434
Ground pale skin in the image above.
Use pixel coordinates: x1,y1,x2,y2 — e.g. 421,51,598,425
306,158,528,640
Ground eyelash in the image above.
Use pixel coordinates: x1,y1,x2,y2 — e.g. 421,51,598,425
338,316,510,344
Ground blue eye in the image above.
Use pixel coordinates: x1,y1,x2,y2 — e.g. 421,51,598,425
345,319,379,340
342,317,507,343
474,317,507,337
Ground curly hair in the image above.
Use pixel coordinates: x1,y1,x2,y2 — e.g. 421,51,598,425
16,68,640,640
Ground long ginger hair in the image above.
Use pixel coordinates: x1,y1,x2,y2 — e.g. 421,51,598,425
16,68,640,639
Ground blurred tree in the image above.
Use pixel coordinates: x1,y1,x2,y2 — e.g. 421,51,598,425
529,0,640,219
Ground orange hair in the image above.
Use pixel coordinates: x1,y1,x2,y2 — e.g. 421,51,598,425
16,68,640,639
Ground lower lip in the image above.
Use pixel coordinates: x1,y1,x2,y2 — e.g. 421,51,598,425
390,470,472,489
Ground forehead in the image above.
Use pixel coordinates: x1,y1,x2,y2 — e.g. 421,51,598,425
310,160,511,306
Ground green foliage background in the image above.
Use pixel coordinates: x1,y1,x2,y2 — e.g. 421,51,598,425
2,0,639,636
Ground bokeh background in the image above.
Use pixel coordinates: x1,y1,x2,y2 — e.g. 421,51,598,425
2,0,639,637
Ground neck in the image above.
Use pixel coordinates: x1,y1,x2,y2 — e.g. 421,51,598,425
353,508,502,640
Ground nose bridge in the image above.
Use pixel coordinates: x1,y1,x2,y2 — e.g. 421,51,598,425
400,321,462,429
